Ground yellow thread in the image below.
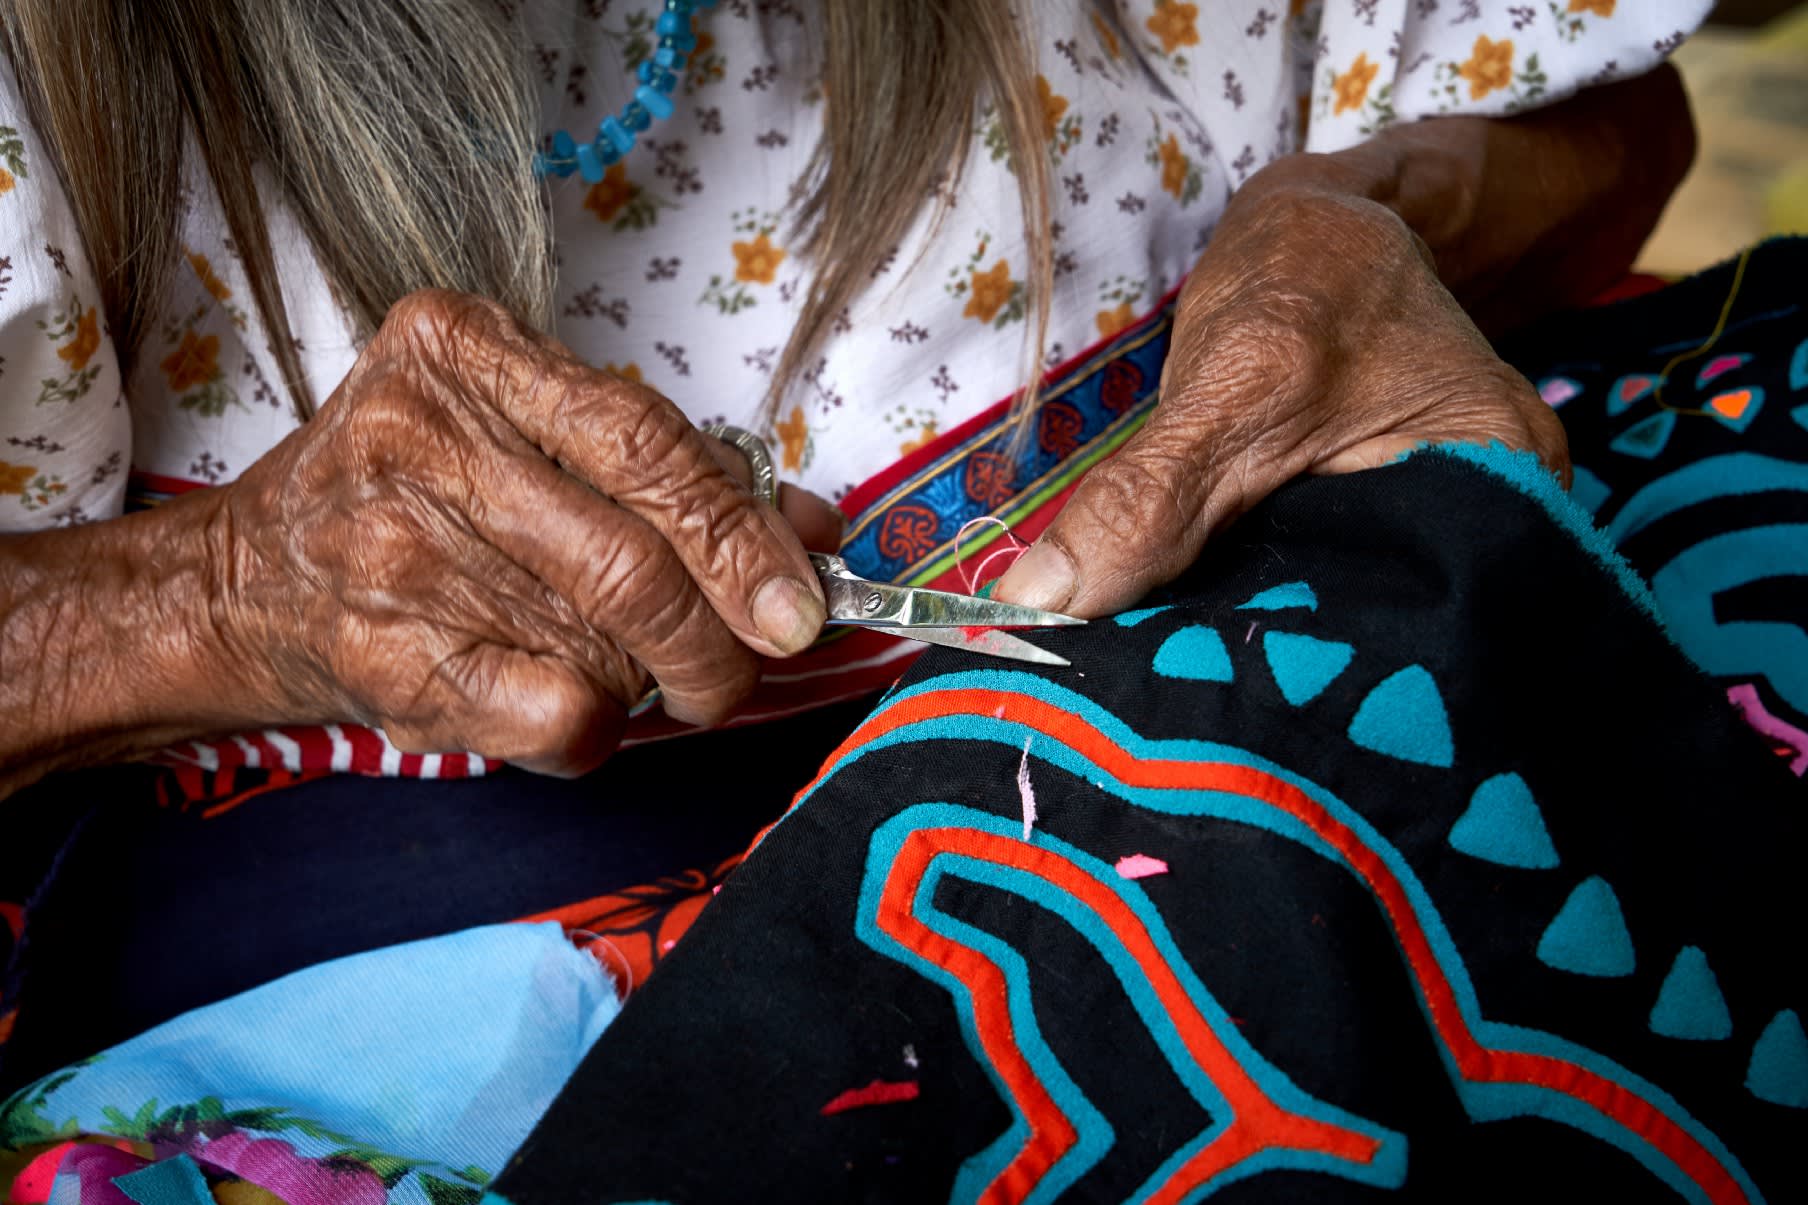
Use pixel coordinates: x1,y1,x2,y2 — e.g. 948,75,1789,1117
1655,246,1754,416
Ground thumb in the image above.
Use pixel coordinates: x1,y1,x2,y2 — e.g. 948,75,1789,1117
992,421,1219,619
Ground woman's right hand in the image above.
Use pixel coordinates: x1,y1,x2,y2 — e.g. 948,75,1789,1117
209,290,831,776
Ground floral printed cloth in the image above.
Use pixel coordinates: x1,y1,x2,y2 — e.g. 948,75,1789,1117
0,923,618,1205
0,0,1708,531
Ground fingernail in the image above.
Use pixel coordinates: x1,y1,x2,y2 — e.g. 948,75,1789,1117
752,575,825,654
994,541,1077,613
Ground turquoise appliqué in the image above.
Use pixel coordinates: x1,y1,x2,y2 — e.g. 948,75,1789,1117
1746,1010,1808,1108
1347,665,1454,768
1606,374,1661,416
114,1156,215,1205
1568,466,1611,515
1611,411,1677,460
1537,876,1636,978
1448,773,1559,870
1153,627,1233,682
1648,946,1732,1041
1236,581,1318,612
1115,605,1172,628
1261,632,1353,706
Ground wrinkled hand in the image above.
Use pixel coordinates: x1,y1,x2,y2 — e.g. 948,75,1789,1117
210,291,839,775
995,180,1568,618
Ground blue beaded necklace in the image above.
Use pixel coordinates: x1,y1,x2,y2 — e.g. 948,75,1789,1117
535,0,718,181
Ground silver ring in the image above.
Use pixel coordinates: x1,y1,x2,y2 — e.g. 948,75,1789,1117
702,423,778,508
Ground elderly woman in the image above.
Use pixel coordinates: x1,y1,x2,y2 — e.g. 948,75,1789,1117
3,1,1804,1202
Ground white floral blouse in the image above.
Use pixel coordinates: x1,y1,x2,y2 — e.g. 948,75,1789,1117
0,0,1708,532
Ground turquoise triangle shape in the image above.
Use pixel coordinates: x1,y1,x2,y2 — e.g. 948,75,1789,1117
1116,605,1171,628
1347,665,1454,767
1793,404,1808,435
1791,338,1808,390
1154,626,1233,682
1568,466,1611,515
1449,773,1559,869
1610,410,1677,460
1649,946,1732,1040
1606,374,1659,416
1747,1010,1808,1107
1706,386,1764,433
1262,632,1354,706
1237,581,1318,612
1537,876,1636,977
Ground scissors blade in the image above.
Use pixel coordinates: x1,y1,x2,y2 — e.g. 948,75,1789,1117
812,553,1083,630
888,626,1072,666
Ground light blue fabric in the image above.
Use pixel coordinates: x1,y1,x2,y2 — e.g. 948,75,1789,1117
2,922,618,1204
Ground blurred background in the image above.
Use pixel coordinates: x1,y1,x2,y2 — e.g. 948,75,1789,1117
1640,0,1808,273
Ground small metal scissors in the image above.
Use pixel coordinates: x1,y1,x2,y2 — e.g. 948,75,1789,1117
705,424,1083,666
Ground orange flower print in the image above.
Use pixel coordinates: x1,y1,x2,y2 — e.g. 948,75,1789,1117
0,460,35,495
161,329,221,392
1095,302,1136,340
186,251,233,303
733,232,786,285
1333,53,1379,115
1458,36,1515,101
1157,134,1189,198
605,361,643,384
1568,0,1614,14
963,260,1016,324
1036,75,1069,142
776,404,809,472
584,163,639,224
899,421,940,456
56,306,100,372
1090,11,1121,59
1145,1,1199,55
0,168,14,196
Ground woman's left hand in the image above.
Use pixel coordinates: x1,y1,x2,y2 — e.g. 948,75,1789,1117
993,173,1569,619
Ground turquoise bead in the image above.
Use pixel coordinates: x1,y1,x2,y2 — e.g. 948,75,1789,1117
574,141,604,183
635,85,674,120
599,116,634,155
542,1,704,178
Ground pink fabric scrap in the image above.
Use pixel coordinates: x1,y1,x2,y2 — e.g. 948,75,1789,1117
1727,683,1808,776
191,1131,386,1205
1115,853,1170,880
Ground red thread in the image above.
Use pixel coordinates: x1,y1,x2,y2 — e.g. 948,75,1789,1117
955,516,1031,594
820,1078,922,1115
